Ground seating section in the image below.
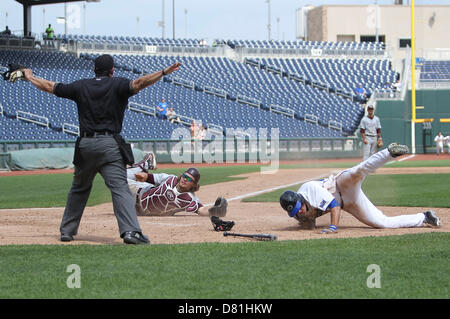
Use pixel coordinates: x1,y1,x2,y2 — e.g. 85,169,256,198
1,41,397,142
59,34,384,53
258,57,397,97
59,34,204,47
420,60,450,81
104,54,364,132
227,39,385,52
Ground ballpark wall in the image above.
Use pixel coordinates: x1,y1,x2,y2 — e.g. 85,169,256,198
376,90,450,153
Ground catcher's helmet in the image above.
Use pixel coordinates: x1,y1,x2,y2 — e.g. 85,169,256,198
184,167,200,184
280,190,305,217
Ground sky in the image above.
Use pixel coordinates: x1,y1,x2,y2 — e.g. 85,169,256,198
1,0,442,42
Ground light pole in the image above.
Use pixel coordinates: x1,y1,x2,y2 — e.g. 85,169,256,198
162,0,165,38
277,17,280,41
172,0,175,40
184,8,187,38
266,0,271,41
375,0,379,43
136,16,140,36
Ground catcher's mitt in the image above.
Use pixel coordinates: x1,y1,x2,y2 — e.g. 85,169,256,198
210,216,235,232
208,196,228,217
377,138,383,149
2,64,26,83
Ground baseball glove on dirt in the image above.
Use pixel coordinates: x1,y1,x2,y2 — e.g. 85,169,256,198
208,196,228,217
210,216,235,232
2,64,26,83
377,138,383,149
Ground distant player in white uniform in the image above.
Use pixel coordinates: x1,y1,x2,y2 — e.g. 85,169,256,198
434,132,445,155
279,143,441,233
359,105,382,161
445,135,450,154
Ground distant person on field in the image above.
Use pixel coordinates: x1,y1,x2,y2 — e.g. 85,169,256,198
445,135,450,154
434,132,445,155
359,105,382,161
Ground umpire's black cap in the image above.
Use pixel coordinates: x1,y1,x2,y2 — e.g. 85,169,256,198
94,54,114,74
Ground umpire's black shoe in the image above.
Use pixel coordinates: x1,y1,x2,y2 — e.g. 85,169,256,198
122,231,150,245
60,234,73,242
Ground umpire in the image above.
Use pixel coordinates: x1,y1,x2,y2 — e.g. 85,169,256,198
23,54,181,244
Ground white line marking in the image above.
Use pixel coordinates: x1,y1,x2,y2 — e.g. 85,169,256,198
398,154,416,162
223,173,331,203
385,154,416,165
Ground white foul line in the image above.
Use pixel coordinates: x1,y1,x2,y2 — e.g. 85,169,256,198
385,154,416,165
221,173,331,204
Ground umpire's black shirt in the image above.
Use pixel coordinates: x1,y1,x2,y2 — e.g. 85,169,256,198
54,76,135,134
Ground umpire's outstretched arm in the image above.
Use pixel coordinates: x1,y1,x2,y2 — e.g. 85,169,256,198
132,62,181,93
22,62,182,95
23,69,56,94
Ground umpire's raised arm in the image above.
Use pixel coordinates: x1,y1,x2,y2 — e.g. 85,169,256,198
132,62,181,94
23,69,56,94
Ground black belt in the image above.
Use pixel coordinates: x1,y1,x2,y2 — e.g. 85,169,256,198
81,131,114,138
366,134,377,137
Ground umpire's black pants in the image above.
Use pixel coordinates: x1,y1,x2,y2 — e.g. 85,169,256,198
60,135,142,238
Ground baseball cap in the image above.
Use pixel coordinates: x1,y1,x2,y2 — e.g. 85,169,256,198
94,54,114,73
367,105,374,109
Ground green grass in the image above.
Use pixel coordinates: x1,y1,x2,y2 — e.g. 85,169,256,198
1,159,448,209
0,166,262,209
244,174,450,208
0,233,448,299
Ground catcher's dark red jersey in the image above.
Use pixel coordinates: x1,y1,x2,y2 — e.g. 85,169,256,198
137,173,203,216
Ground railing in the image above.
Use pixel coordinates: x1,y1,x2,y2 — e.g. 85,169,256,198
269,104,295,117
204,86,227,98
328,120,343,131
62,123,79,136
236,95,262,108
304,114,319,124
128,102,156,116
171,77,195,89
16,111,49,127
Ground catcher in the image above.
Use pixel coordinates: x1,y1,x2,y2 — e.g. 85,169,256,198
280,143,441,233
126,153,231,230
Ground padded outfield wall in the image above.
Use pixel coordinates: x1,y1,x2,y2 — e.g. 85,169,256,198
376,90,450,153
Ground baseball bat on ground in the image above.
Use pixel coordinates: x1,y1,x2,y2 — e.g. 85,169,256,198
223,232,277,241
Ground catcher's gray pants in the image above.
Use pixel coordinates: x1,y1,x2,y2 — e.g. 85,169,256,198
362,135,378,161
60,135,142,237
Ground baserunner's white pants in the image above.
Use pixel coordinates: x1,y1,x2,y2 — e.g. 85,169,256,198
335,149,425,228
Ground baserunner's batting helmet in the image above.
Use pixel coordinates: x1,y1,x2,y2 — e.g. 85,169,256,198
280,190,305,217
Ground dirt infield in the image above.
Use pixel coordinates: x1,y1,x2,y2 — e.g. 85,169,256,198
0,156,448,245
